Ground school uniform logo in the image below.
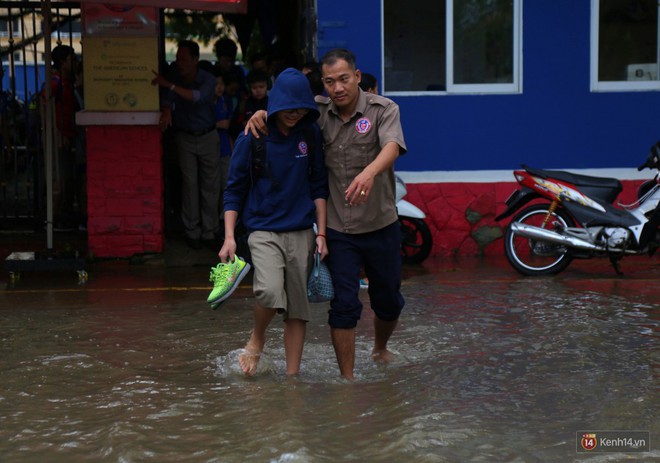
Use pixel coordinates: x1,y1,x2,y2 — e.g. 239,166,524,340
298,141,308,156
355,118,372,134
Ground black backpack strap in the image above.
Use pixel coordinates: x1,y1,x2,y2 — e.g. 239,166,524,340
250,131,280,189
250,132,266,180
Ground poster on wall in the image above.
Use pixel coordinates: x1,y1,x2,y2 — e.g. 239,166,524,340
81,4,159,111
83,36,159,111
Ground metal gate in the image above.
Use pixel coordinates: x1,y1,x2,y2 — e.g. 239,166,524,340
0,1,80,230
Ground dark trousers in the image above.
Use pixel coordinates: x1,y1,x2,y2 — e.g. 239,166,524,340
326,221,405,329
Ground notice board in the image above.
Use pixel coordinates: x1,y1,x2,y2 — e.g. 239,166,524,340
83,37,159,111
82,4,159,111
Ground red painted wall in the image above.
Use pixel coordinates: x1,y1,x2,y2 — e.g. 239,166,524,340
405,180,645,257
86,126,164,257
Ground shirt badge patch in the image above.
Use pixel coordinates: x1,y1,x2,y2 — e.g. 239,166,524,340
355,117,372,134
298,141,308,156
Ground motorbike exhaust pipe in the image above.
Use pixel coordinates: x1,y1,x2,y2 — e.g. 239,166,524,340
510,222,606,252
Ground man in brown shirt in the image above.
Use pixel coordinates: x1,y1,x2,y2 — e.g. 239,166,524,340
317,49,406,380
246,48,407,380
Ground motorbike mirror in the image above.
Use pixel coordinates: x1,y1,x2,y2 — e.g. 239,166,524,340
638,143,660,171
649,141,660,167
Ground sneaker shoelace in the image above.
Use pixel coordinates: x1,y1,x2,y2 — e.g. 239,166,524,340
209,263,232,284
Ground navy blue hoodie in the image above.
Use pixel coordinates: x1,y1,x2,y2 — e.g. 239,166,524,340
223,68,328,232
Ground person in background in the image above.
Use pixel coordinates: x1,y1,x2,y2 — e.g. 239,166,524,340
359,72,378,95
152,40,221,251
301,61,324,96
214,37,246,102
222,71,242,126
250,52,269,73
46,44,80,231
301,61,320,76
219,68,328,377
73,58,86,231
231,69,269,137
249,51,274,87
198,60,216,75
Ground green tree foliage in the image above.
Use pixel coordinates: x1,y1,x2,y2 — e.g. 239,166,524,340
164,10,233,46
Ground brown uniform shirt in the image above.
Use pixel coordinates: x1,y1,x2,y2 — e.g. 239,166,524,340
316,90,407,234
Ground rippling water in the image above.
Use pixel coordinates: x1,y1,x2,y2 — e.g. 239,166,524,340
0,259,658,462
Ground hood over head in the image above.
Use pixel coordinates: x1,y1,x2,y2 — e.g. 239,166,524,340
267,68,319,127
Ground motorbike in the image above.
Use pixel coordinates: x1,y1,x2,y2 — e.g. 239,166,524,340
495,141,660,276
396,175,433,264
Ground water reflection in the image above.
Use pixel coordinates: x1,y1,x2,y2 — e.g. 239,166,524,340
0,259,658,462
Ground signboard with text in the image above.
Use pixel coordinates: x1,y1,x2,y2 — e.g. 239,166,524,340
81,3,159,111
83,37,159,111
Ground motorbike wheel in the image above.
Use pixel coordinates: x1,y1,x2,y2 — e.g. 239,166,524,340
504,203,575,276
399,217,433,264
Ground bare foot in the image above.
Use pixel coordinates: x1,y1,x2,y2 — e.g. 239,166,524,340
372,349,395,363
238,347,261,376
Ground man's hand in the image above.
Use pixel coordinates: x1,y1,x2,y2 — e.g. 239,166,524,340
345,168,375,206
316,236,328,260
151,70,171,89
218,238,237,264
159,107,172,132
244,110,269,137
345,142,400,205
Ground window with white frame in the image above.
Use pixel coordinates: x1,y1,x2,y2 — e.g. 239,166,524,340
591,0,660,91
0,18,21,38
382,0,521,95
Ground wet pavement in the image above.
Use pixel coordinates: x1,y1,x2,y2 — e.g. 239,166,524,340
0,233,658,462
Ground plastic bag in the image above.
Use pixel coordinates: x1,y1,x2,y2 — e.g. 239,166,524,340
307,252,334,303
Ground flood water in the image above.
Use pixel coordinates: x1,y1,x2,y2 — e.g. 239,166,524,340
0,257,658,462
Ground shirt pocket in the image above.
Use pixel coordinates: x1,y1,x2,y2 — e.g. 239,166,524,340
355,141,377,164
350,141,377,176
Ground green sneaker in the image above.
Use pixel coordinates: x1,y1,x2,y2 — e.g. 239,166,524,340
207,257,251,309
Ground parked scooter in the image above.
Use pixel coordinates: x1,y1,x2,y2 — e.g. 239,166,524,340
396,175,433,264
495,141,660,276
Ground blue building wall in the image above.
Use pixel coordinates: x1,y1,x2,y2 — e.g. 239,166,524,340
1,63,45,103
317,0,660,173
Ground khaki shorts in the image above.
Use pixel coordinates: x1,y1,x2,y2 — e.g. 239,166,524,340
248,229,315,321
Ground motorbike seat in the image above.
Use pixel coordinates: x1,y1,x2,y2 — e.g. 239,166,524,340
522,165,623,203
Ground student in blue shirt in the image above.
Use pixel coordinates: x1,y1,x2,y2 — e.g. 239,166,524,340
219,68,329,376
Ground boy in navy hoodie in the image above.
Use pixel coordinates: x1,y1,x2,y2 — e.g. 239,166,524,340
218,68,328,376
